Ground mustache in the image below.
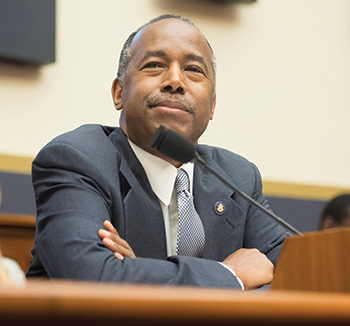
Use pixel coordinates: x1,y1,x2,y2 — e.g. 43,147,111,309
145,95,197,114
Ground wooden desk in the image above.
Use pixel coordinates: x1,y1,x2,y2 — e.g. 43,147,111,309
0,280,350,326
0,213,35,273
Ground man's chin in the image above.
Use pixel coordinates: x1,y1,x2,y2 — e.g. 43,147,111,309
153,122,187,138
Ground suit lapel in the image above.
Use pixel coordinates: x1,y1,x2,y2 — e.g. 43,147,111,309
193,151,246,261
108,128,167,259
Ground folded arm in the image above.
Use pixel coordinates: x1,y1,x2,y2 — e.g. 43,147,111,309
99,220,274,290
28,141,244,289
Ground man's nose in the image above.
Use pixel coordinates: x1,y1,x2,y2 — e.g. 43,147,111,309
161,64,187,94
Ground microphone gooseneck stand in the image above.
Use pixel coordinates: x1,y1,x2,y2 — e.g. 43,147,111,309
150,125,303,236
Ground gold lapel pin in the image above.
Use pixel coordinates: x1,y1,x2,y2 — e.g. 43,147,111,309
214,201,226,215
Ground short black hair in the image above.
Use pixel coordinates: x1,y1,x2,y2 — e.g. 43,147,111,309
321,194,350,225
117,14,217,92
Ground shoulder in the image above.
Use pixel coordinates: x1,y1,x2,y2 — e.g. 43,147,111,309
37,124,121,156
33,124,125,170
48,124,116,147
197,144,255,171
196,144,262,193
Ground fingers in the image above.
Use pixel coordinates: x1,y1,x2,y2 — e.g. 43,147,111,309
114,252,125,260
98,229,134,259
103,220,119,236
99,229,133,252
222,248,274,291
98,221,136,259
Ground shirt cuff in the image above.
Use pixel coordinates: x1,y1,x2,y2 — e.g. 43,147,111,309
218,262,245,291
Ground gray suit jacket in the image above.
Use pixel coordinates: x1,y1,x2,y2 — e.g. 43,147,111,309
26,125,288,288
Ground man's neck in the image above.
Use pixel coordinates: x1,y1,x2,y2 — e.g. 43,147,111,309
120,121,183,167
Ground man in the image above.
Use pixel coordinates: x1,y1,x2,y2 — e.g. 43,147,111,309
26,14,288,290
319,194,350,230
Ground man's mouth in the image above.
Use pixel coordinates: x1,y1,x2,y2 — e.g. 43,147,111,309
146,96,196,114
153,100,189,112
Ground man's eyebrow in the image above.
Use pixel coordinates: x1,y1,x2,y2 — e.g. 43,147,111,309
142,50,167,61
142,51,207,65
185,53,208,71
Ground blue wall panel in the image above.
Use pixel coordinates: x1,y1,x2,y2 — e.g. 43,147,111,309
266,196,326,233
0,172,35,215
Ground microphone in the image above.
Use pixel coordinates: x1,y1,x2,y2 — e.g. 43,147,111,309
150,126,302,236
150,125,197,163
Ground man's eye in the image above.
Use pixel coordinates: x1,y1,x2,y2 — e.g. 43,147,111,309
186,66,204,74
143,62,162,69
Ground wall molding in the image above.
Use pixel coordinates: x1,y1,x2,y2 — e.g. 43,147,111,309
263,180,350,201
0,154,33,174
1,153,349,201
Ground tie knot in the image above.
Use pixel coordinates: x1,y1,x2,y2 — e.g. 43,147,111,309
175,169,189,194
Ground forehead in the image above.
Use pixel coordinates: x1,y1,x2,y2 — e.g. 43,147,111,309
130,19,213,66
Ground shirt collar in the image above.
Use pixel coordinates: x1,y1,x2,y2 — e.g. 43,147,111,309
128,139,194,206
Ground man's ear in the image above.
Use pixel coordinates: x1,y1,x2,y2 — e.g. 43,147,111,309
111,78,123,111
321,215,337,229
210,94,216,120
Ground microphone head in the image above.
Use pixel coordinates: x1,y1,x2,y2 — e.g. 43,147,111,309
150,126,197,163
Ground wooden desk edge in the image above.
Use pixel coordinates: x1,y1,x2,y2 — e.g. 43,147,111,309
0,213,36,227
0,281,350,325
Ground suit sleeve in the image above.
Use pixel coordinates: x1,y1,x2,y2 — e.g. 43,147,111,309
28,141,242,289
242,163,289,265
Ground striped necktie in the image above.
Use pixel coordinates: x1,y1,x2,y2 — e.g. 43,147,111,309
175,169,205,257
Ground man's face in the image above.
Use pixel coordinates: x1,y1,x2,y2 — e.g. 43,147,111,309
340,207,350,227
321,206,350,229
112,19,216,154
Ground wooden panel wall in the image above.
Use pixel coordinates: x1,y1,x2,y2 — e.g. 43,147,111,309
0,213,35,273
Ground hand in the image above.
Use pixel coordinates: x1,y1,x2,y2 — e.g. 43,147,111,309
98,220,136,260
222,248,274,291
